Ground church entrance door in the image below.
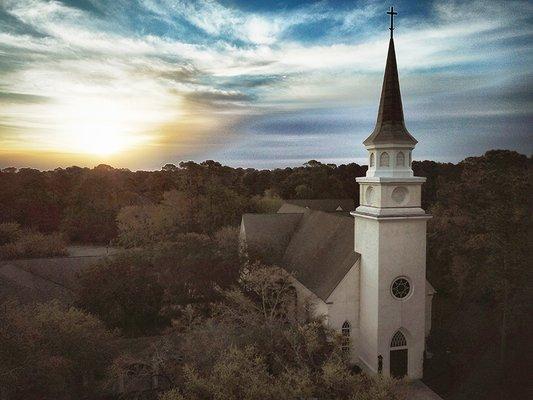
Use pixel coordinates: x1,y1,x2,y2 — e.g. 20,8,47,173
390,349,408,378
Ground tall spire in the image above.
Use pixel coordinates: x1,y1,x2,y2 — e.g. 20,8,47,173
363,9,416,146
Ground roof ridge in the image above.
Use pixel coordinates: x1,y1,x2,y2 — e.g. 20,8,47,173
306,209,353,220
244,212,304,217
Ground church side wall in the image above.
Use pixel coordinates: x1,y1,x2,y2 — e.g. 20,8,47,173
326,261,360,363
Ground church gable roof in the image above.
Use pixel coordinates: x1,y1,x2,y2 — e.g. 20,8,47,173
241,213,303,265
281,211,359,301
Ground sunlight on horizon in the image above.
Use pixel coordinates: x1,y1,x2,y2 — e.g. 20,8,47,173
1,94,184,162
58,98,148,156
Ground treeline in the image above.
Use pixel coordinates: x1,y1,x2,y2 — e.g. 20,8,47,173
0,158,455,244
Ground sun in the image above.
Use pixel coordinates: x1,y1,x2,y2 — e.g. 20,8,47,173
56,97,148,157
75,123,128,156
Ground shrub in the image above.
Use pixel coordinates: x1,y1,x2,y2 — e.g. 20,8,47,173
0,230,67,260
0,222,22,245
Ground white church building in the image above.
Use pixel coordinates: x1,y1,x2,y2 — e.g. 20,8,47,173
240,17,435,380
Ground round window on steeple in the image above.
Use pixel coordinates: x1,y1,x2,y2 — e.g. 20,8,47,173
391,277,411,300
391,186,408,204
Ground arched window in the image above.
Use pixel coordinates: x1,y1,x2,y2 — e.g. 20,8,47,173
369,152,375,167
341,321,351,353
379,152,390,167
390,330,407,348
342,321,351,336
408,152,412,166
396,152,405,166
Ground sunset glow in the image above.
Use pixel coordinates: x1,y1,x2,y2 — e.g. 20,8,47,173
57,99,152,156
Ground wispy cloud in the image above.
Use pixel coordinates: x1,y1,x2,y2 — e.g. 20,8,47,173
0,0,531,169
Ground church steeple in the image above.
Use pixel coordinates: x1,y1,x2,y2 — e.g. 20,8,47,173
363,38,417,146
362,7,417,178
352,9,430,382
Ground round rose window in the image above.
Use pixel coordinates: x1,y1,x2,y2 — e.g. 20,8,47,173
391,277,411,299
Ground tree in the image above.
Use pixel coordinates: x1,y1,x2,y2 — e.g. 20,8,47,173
76,253,166,336
77,228,242,335
60,166,142,244
115,190,196,247
151,229,241,308
0,300,118,400
197,183,249,233
426,150,531,399
162,163,178,172
154,265,407,400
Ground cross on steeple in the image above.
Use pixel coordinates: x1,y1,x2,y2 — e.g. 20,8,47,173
387,6,397,38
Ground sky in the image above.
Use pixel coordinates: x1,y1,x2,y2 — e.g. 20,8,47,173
0,0,531,170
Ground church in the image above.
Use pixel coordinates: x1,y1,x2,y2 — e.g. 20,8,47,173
240,10,435,380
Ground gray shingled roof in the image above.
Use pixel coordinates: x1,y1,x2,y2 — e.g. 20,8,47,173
241,213,303,265
0,251,111,304
281,211,358,300
281,199,355,213
241,210,359,301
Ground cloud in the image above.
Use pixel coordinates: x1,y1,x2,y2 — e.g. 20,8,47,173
0,0,531,169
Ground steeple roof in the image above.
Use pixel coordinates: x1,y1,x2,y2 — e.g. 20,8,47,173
363,38,417,146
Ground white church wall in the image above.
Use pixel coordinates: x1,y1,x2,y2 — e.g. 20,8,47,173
354,217,381,373
326,260,360,363
377,218,427,379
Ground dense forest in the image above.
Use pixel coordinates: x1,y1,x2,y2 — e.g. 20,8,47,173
0,150,530,399
0,159,367,244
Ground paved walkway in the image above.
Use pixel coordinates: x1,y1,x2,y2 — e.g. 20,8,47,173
67,245,120,257
406,380,444,400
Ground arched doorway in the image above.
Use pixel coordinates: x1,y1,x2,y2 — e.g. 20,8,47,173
390,330,408,378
